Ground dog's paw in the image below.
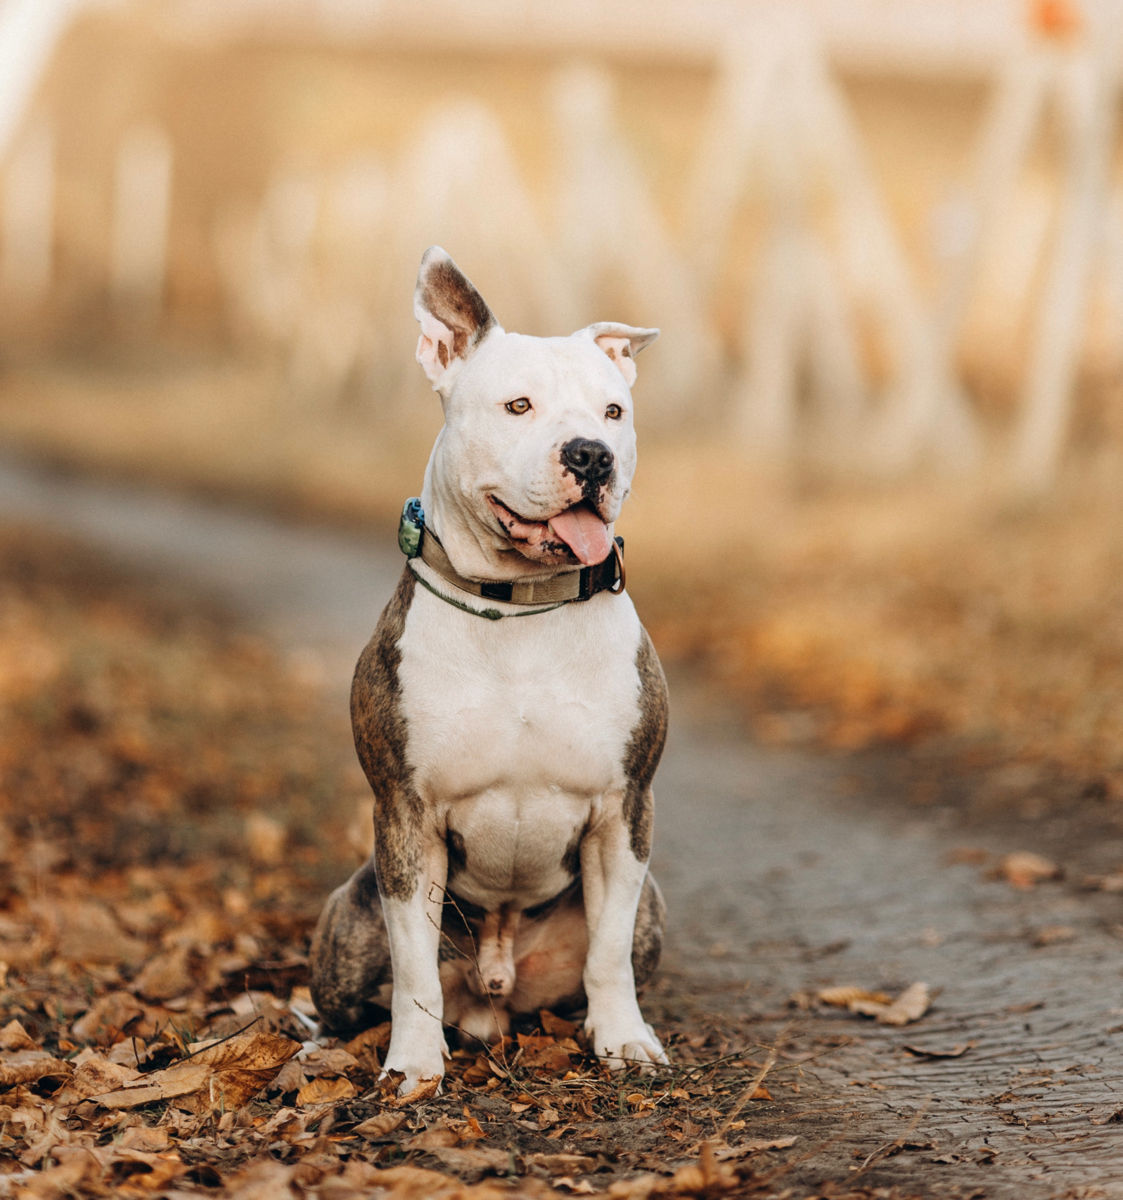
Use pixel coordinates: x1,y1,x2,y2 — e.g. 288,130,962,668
587,1018,668,1071
380,1039,448,1099
379,1055,445,1100
379,1066,443,1101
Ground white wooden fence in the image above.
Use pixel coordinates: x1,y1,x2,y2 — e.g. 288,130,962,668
2,0,1123,492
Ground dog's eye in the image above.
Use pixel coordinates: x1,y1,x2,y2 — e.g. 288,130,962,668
505,397,532,415
605,403,624,421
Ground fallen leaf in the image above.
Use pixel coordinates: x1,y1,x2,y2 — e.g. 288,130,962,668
132,944,197,1001
823,981,932,1025
0,1050,70,1088
554,1179,598,1195
70,992,147,1043
106,1147,188,1192
516,1032,577,1071
352,1111,406,1138
624,1092,654,1114
368,1165,476,1196
425,1145,512,1172
94,1033,300,1113
903,1042,973,1059
1082,871,1123,893
406,1124,462,1150
12,1157,96,1195
996,851,1061,889
1032,925,1076,947
245,813,287,866
0,1020,35,1051
526,1152,597,1173
538,1010,579,1038
818,985,892,1009
44,899,148,965
269,1058,306,1095
58,1053,141,1102
117,1126,173,1153
296,1075,355,1105
95,1064,210,1111
389,1075,441,1106
344,1022,392,1058
297,1046,360,1076
713,1135,797,1159
851,982,932,1026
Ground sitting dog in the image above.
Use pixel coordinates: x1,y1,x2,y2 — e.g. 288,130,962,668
310,247,668,1094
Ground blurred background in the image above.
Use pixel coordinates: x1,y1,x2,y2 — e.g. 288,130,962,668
2,0,1123,774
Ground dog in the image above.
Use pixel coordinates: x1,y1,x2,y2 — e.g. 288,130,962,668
309,247,668,1095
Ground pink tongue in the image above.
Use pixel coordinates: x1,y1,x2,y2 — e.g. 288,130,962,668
548,503,612,566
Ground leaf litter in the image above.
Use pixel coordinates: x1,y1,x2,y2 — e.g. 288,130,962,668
0,525,934,1198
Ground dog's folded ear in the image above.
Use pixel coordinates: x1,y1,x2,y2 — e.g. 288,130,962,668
414,247,499,393
579,323,659,388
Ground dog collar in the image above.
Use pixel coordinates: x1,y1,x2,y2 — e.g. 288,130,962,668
397,497,625,620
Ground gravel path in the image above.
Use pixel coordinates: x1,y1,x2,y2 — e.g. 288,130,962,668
5,453,1122,1198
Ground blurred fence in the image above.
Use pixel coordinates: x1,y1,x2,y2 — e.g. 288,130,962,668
1,0,1123,491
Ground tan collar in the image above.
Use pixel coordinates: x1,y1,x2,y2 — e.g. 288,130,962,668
399,497,625,615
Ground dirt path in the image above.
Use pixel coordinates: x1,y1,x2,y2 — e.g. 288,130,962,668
6,454,1123,1198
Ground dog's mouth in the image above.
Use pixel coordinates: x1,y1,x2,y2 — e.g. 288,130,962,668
487,495,613,566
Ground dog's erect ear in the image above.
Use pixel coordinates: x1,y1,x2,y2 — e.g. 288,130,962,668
414,247,498,391
580,322,659,388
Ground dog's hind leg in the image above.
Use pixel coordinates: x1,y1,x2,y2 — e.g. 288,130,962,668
309,862,392,1031
631,871,666,989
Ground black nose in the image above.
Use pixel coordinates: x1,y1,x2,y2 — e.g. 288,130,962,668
560,438,614,484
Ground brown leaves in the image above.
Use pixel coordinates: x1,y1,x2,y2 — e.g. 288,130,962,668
0,526,817,1199
0,1048,70,1088
818,981,932,1026
995,851,1062,889
0,1019,36,1050
90,1033,300,1114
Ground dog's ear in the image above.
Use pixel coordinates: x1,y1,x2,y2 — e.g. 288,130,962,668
414,247,498,392
580,323,659,388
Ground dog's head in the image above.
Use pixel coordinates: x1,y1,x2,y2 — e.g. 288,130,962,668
414,247,657,579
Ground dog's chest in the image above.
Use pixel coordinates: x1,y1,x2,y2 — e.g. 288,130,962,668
394,589,644,903
399,589,642,800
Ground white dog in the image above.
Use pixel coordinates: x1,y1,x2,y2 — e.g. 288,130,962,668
310,247,668,1094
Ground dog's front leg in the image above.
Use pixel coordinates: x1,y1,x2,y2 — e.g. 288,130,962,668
379,838,449,1093
581,798,668,1070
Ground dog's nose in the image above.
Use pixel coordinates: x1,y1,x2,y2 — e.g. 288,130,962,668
560,438,614,484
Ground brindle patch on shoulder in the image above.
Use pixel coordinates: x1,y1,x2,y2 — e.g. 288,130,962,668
621,626,668,862
351,567,423,900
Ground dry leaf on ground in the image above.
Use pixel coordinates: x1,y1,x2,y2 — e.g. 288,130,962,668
0,1020,36,1051
903,1042,973,1059
996,851,1062,889
819,981,931,1025
0,1049,71,1088
818,986,892,1010
91,1033,300,1113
